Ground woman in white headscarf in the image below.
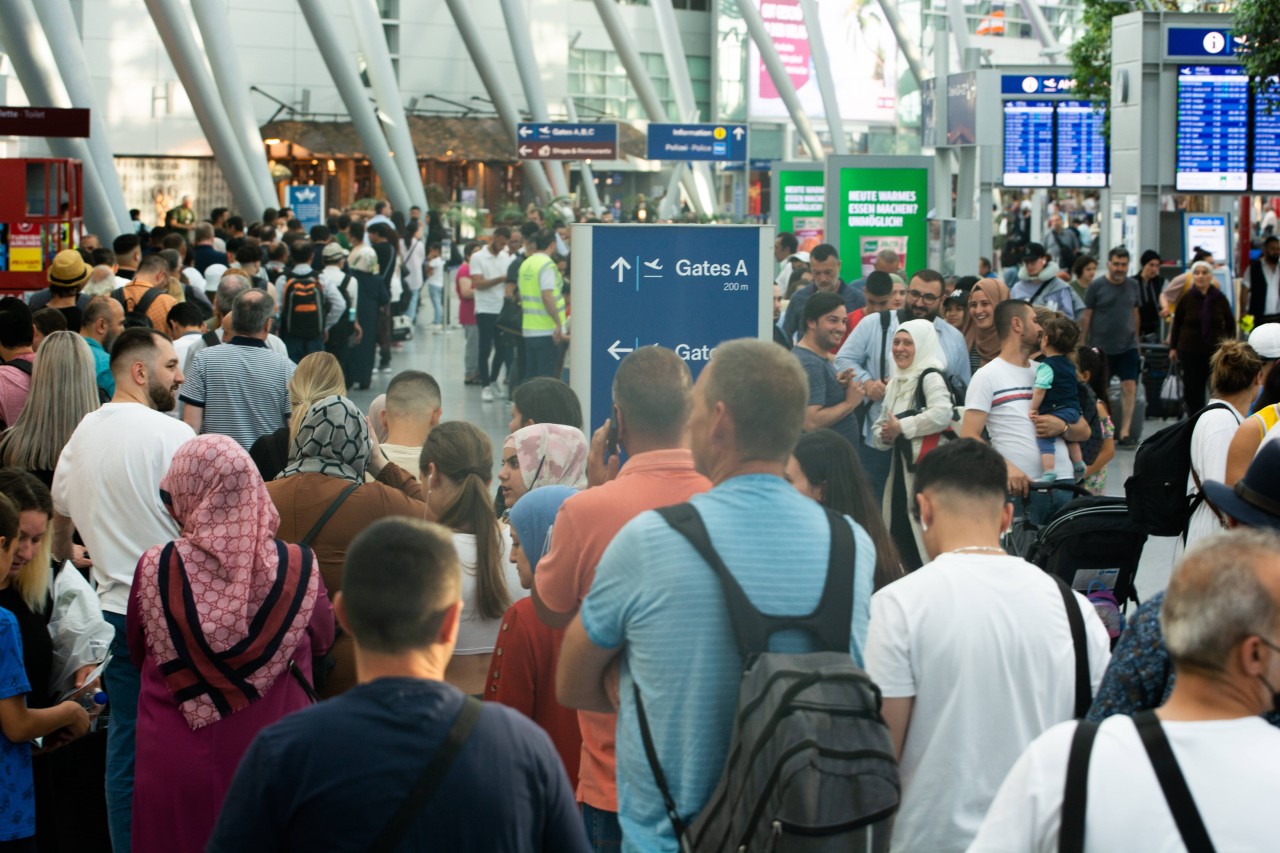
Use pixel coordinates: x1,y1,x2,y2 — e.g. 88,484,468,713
871,319,958,569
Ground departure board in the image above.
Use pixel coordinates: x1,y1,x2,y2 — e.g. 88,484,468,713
1253,84,1280,192
1003,100,1054,187
1055,101,1107,187
1176,65,1248,192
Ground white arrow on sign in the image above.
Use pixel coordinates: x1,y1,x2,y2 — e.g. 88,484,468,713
518,145,533,157
518,126,533,137
610,256,632,283
608,340,634,361
732,126,745,140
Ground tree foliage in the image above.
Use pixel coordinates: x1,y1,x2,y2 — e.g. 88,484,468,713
1066,0,1133,107
1235,0,1280,97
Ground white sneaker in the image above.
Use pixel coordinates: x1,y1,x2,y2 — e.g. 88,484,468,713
481,385,494,402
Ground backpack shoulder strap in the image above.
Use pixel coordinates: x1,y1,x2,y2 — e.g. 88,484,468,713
299,482,361,548
134,286,167,317
202,330,220,348
1055,577,1092,719
2,358,33,377
1132,712,1218,853
365,696,483,853
913,366,946,412
878,310,893,381
110,287,128,309
1059,720,1101,853
1030,278,1055,305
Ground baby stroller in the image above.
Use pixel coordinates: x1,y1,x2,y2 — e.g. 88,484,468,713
1005,483,1149,640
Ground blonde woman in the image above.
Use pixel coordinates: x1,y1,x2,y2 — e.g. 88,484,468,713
248,352,346,481
0,331,100,489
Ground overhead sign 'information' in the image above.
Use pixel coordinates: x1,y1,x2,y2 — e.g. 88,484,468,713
646,123,748,162
515,123,618,160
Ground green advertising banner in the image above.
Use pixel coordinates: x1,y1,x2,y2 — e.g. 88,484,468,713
834,165,930,282
776,169,826,253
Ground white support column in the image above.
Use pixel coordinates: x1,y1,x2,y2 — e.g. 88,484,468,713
32,0,131,235
798,0,847,155
1017,0,1064,56
565,99,604,216
877,0,926,90
497,0,571,199
589,0,708,217
144,0,265,218
0,0,122,238
650,0,716,215
190,0,279,209
734,0,825,161
348,0,428,212
441,0,554,205
296,0,414,214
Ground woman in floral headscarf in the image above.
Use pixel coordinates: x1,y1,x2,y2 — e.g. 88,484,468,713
265,395,425,696
127,435,334,853
497,423,589,510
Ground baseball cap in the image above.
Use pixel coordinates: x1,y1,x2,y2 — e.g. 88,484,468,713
1248,323,1280,361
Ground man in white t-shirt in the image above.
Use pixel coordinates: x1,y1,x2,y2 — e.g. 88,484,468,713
961,298,1092,526
864,439,1111,853
51,328,194,853
970,530,1280,852
468,227,512,402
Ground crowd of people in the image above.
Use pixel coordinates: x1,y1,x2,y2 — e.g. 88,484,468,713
0,200,1276,853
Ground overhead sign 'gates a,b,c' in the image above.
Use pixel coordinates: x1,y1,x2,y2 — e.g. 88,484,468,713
516,123,618,160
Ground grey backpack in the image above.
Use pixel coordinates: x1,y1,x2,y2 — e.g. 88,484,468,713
641,504,900,853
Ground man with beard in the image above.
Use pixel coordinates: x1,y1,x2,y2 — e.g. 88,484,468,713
80,296,125,398
51,327,194,853
835,268,970,499
180,289,296,449
1246,235,1280,327
794,291,865,449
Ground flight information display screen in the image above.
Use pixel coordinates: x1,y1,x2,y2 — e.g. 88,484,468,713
1055,100,1107,187
1003,100,1054,187
1176,65,1248,192
1253,83,1280,192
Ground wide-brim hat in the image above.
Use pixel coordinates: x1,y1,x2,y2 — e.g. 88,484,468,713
322,242,349,261
47,249,90,288
1202,440,1280,531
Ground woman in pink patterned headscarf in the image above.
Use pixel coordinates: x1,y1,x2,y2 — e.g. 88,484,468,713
127,434,334,853
498,423,589,509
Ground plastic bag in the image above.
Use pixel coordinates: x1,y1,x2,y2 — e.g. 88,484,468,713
47,563,115,697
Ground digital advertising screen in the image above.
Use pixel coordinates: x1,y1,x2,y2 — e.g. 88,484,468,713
1054,100,1108,187
1176,65,1248,192
1003,100,1054,187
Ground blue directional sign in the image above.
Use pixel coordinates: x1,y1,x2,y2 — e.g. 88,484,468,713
1000,75,1076,96
285,184,325,230
1166,27,1238,58
647,123,748,162
570,224,771,432
516,122,618,160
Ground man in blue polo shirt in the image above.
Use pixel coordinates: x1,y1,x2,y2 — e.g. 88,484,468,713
558,339,877,853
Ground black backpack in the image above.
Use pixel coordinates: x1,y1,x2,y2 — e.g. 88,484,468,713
279,274,327,339
1077,382,1104,466
638,503,900,852
111,286,167,329
325,272,358,350
1124,401,1231,536
891,367,961,471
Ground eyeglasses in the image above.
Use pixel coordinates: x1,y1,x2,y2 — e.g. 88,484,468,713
908,290,940,303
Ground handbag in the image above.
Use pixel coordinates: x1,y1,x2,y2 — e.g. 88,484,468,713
47,562,115,697
1160,361,1183,407
495,295,522,336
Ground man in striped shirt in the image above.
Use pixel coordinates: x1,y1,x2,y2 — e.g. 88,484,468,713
180,288,295,449
960,299,1091,526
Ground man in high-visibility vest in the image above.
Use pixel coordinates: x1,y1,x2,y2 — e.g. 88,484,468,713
519,229,566,379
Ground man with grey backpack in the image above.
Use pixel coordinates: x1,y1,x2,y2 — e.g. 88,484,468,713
558,339,894,852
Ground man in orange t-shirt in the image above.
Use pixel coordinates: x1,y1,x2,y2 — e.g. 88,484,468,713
116,252,178,331
533,346,710,849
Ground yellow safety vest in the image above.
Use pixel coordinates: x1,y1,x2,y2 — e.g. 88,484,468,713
518,253,565,332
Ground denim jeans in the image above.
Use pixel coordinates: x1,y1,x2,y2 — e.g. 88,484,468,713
103,611,139,853
404,288,422,325
283,334,324,364
581,803,622,852
428,284,444,325
1016,485,1073,527
524,335,559,380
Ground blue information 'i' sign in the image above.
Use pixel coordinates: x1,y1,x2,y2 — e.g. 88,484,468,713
572,225,769,432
